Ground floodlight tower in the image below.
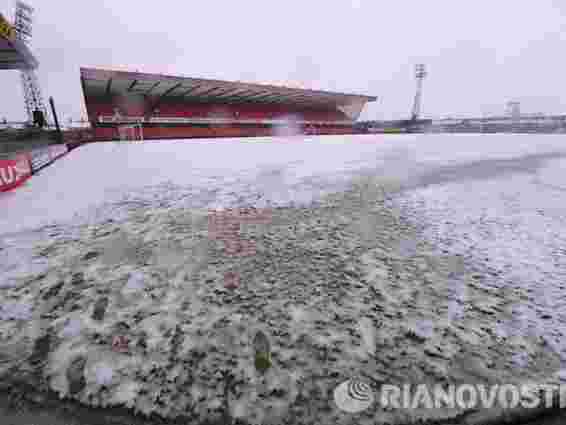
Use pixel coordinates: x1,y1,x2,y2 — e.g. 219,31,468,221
14,1,49,126
410,64,427,121
506,101,521,133
506,101,520,119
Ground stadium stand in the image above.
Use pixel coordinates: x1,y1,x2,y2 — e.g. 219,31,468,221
80,68,376,141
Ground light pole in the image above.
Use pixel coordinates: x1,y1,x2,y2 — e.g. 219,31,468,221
410,64,427,122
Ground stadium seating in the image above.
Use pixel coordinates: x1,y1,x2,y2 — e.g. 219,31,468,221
151,102,350,123
87,99,356,141
88,103,116,121
89,99,351,125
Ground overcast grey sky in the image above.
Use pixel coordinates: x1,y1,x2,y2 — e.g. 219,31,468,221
1,0,565,122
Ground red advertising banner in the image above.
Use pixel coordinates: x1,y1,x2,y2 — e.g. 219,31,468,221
0,153,32,192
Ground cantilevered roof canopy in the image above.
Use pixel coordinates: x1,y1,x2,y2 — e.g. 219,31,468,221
81,67,376,119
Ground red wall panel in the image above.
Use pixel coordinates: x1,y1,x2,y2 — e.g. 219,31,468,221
91,121,357,141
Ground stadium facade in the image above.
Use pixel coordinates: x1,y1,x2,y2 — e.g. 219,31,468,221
80,68,377,141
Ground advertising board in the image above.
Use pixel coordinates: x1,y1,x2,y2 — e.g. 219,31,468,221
0,153,31,192
49,144,68,160
30,147,51,172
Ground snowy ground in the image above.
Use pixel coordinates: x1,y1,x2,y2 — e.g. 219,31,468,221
400,155,566,362
2,134,566,424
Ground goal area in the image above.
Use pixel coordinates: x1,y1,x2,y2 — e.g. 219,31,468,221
117,124,144,141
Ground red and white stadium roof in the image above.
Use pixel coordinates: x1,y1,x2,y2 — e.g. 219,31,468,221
80,67,376,120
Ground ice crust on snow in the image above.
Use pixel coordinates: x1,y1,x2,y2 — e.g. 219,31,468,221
2,134,566,423
2,178,561,423
4,134,566,234
0,301,33,321
93,363,114,386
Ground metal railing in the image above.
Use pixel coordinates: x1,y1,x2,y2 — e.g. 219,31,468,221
97,115,353,126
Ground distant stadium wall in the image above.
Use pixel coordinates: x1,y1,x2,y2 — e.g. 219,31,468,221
89,122,362,141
